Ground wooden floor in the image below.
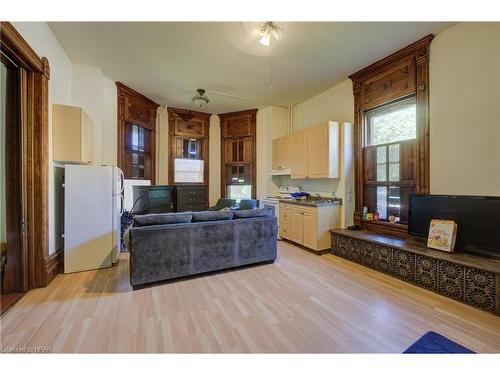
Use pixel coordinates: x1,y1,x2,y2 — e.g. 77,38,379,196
1,241,500,353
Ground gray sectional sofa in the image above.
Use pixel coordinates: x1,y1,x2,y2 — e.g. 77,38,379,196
126,208,277,287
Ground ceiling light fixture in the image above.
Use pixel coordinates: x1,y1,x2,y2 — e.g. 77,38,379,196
258,22,281,47
191,88,210,107
259,33,270,47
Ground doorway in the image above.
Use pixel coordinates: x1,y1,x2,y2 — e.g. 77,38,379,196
0,51,26,313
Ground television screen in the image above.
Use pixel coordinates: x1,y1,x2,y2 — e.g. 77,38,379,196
408,195,500,258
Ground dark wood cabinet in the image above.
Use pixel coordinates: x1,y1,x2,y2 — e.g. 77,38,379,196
174,185,208,212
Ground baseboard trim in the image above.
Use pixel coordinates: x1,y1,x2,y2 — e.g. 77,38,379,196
45,250,63,285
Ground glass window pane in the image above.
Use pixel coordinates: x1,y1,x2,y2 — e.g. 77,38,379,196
132,125,139,151
377,164,386,182
227,185,252,202
388,186,401,218
377,186,387,220
174,158,204,183
376,146,386,164
389,163,400,181
366,97,416,146
138,127,145,152
389,144,399,162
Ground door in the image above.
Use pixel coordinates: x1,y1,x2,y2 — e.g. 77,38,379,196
308,124,329,178
281,135,291,169
303,211,318,249
64,165,113,273
291,130,308,179
0,53,26,312
290,209,304,245
272,138,280,169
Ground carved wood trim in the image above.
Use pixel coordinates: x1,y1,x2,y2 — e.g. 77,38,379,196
116,82,159,184
167,107,211,190
219,109,257,199
349,34,434,237
0,22,51,291
45,250,62,285
0,22,46,76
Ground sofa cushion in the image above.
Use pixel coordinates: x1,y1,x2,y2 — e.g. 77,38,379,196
133,212,193,226
192,211,233,222
232,208,273,219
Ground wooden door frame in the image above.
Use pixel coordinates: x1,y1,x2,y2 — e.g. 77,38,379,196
0,22,53,292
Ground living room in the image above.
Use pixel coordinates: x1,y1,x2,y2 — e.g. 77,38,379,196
1,0,500,372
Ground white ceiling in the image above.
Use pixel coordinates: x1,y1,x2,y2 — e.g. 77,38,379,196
49,22,453,113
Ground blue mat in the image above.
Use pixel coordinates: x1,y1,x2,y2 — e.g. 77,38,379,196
404,331,475,354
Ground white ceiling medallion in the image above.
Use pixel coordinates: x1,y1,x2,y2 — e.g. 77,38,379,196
191,89,210,107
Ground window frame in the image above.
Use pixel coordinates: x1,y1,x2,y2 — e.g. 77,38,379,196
167,107,211,187
116,82,158,183
349,35,433,237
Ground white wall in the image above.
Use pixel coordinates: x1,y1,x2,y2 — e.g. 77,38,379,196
256,106,289,199
209,115,221,206
71,63,103,163
101,77,118,166
292,79,354,131
156,106,169,185
429,22,500,195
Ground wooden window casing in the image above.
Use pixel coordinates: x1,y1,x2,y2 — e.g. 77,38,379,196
116,82,159,183
349,35,434,238
167,107,211,187
219,109,257,200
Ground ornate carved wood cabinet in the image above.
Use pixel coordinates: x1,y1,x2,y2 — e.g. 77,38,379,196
330,229,500,315
219,109,257,199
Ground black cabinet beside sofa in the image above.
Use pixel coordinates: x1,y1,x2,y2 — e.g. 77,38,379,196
131,185,208,213
174,185,208,212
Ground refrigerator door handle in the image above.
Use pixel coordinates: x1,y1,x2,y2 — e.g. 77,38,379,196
120,194,125,215
119,168,125,194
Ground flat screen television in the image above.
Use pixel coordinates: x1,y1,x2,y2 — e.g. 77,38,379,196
408,195,500,259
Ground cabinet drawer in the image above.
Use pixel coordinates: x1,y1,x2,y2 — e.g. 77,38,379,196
280,210,290,223
279,223,290,239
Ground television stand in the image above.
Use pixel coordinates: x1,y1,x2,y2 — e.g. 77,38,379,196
330,229,500,315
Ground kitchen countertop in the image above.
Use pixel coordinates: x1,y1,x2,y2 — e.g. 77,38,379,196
278,198,342,207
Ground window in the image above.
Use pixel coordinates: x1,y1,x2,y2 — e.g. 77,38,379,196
116,82,158,183
173,137,206,183
366,97,416,146
227,185,252,202
124,123,153,180
363,96,417,224
350,35,432,235
174,158,204,183
167,108,210,186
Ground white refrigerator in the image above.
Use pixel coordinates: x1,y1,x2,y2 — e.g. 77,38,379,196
64,164,123,273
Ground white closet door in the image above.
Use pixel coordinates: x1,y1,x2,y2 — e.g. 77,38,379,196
64,165,113,273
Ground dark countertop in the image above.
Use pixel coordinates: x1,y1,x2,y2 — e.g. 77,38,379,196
330,228,500,273
278,198,342,207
